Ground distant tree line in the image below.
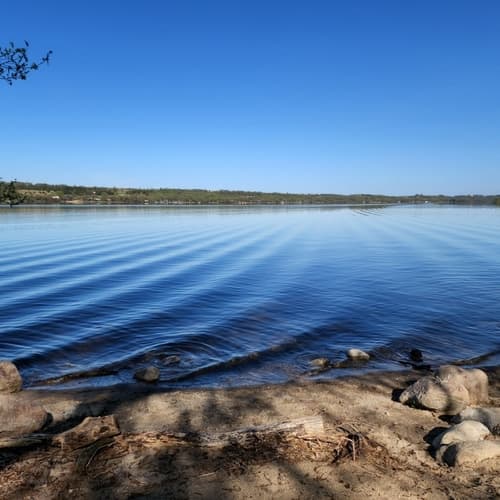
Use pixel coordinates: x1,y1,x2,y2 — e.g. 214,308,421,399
3,181,499,206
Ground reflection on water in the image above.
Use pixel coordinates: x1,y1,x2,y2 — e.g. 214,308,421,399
0,204,499,388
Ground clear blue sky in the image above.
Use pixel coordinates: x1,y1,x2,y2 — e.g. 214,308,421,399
2,1,499,195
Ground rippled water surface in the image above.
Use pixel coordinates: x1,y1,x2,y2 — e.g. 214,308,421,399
1,205,499,388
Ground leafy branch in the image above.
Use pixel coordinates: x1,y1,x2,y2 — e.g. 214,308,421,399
0,41,52,85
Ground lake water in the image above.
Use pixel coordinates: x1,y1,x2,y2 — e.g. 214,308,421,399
0,205,499,389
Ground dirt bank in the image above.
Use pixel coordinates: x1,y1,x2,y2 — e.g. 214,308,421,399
1,366,499,499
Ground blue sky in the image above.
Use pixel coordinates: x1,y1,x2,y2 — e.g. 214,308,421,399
2,1,499,194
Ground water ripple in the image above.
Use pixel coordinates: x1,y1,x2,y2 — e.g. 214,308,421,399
1,205,499,388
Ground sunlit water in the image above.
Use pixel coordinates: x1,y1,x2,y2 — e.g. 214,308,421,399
0,205,499,389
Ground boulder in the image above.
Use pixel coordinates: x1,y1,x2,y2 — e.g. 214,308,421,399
441,440,500,467
346,349,370,361
53,415,120,451
432,420,490,450
134,366,160,383
454,407,500,434
399,376,469,414
436,365,489,405
0,361,22,393
0,395,49,437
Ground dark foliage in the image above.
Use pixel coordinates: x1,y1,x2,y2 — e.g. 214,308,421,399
0,180,26,207
0,41,51,85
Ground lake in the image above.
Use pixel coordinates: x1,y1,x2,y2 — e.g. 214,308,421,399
0,205,499,389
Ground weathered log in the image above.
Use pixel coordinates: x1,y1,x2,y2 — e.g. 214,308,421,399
0,433,52,449
187,415,326,447
115,415,359,465
53,415,120,451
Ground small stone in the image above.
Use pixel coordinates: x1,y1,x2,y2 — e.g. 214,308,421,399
441,440,500,467
409,349,423,363
53,415,120,451
311,358,330,369
454,407,500,434
399,376,469,414
0,395,49,438
134,366,160,383
161,355,181,365
0,361,23,393
432,421,490,450
346,349,370,361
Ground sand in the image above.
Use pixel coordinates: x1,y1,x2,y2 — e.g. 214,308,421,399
0,366,499,499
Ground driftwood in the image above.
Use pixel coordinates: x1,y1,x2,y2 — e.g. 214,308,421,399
53,415,120,451
0,433,52,449
110,415,363,466
177,415,326,447
0,415,373,499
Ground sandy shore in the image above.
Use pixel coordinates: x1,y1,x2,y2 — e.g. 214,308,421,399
1,366,499,499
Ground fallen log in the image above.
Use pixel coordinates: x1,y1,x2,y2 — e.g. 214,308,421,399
112,415,362,466
0,433,52,449
182,415,326,447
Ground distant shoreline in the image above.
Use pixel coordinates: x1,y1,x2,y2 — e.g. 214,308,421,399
6,180,500,206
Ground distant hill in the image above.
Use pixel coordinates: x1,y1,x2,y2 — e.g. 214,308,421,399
12,181,500,206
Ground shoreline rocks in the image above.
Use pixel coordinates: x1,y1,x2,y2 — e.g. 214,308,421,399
0,395,49,439
440,440,500,467
399,364,499,468
409,349,423,363
0,361,23,393
432,421,490,450
399,365,489,415
454,407,500,434
436,365,489,405
134,366,160,383
346,349,370,361
310,358,330,369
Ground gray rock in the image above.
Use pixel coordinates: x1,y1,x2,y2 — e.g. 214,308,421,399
441,440,500,467
436,365,489,405
0,361,22,393
311,358,330,369
399,376,469,414
346,349,370,361
134,366,160,383
454,407,500,434
0,395,49,437
432,420,490,450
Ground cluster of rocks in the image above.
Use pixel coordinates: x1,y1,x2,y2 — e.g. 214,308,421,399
399,364,500,468
0,358,164,446
311,348,371,370
0,359,121,453
399,365,489,414
0,360,51,442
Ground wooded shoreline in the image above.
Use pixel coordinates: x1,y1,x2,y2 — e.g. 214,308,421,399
6,180,500,206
